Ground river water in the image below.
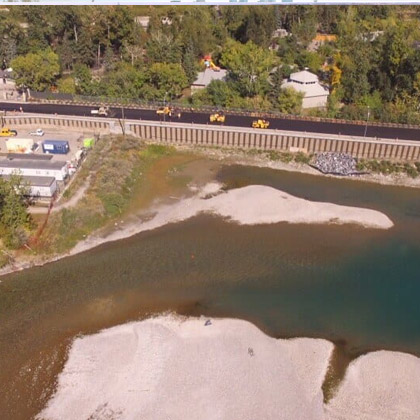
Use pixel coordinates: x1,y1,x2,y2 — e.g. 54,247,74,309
1,164,420,418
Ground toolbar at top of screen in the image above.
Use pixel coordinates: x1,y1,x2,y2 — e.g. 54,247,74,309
1,0,419,4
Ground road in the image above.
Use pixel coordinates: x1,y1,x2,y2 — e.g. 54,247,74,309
1,101,420,141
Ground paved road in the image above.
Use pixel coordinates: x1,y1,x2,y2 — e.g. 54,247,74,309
1,101,420,141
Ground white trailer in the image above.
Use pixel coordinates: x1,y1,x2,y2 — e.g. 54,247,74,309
5,138,34,153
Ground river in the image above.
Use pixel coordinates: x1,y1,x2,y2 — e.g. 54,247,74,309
1,163,419,418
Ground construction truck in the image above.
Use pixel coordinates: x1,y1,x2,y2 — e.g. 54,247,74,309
156,107,181,118
91,106,109,117
252,119,270,129
209,113,225,123
0,127,17,137
156,106,172,116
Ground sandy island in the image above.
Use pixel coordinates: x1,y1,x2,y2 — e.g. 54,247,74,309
38,315,420,420
71,183,393,256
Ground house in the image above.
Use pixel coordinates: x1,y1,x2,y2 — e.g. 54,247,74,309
0,159,69,181
1,175,57,197
191,69,228,93
282,69,329,109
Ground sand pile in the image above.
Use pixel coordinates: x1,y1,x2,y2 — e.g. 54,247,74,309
38,316,333,420
71,184,393,256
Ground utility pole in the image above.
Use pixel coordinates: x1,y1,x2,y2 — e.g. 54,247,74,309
364,105,370,137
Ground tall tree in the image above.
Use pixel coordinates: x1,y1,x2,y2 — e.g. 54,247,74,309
11,48,60,91
220,40,277,97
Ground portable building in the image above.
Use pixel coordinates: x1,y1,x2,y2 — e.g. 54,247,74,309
1,175,57,197
0,159,69,181
5,138,34,153
42,140,70,155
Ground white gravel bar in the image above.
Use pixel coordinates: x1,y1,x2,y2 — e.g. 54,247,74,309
38,316,333,420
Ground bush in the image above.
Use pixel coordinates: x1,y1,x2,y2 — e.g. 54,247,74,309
294,152,311,164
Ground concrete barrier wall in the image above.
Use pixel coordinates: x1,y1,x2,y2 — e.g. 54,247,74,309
4,115,420,161
4,116,111,133
129,122,420,162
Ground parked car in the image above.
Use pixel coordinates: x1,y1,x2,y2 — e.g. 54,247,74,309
29,128,44,136
31,142,39,152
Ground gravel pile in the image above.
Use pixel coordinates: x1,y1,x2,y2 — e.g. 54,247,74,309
313,152,359,176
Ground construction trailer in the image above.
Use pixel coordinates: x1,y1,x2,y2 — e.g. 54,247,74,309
1,175,57,198
42,140,70,155
5,138,34,153
0,159,69,181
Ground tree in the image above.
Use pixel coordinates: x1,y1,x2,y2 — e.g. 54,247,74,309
101,63,145,98
146,31,182,64
11,48,60,91
73,63,93,95
238,7,276,47
220,40,277,97
182,41,198,84
0,174,31,249
57,77,76,94
276,87,303,114
146,63,188,99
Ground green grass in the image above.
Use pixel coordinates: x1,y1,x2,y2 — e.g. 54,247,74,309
38,136,178,255
357,159,420,178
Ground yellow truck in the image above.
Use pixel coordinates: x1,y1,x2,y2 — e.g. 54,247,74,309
209,113,225,123
156,107,181,118
252,119,270,129
0,127,17,137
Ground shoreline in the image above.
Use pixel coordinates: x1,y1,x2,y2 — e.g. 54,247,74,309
0,180,393,279
183,145,420,190
37,314,420,420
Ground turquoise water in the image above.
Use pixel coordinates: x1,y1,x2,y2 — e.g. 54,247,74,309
0,165,419,416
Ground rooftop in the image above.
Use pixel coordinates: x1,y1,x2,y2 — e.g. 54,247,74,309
0,158,67,170
288,70,319,84
1,175,56,187
192,69,228,87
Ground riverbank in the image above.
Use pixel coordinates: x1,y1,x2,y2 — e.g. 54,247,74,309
66,182,394,263
0,171,394,278
37,315,420,420
184,145,420,189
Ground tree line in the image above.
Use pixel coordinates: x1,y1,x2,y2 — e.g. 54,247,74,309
3,5,420,122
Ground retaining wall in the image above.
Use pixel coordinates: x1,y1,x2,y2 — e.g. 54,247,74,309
128,122,420,161
4,115,420,161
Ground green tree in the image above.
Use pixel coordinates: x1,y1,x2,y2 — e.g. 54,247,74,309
182,41,198,84
11,48,60,91
0,174,31,249
146,31,182,64
220,39,277,97
101,63,145,98
57,77,76,94
146,63,188,99
276,87,304,114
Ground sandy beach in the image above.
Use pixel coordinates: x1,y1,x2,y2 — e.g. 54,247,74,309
37,315,420,420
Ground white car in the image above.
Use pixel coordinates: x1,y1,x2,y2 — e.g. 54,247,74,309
29,128,44,136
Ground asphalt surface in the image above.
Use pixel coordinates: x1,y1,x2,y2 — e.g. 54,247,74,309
1,101,420,141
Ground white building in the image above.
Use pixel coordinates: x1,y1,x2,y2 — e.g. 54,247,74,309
282,70,329,109
191,69,228,93
0,159,68,181
1,175,57,198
